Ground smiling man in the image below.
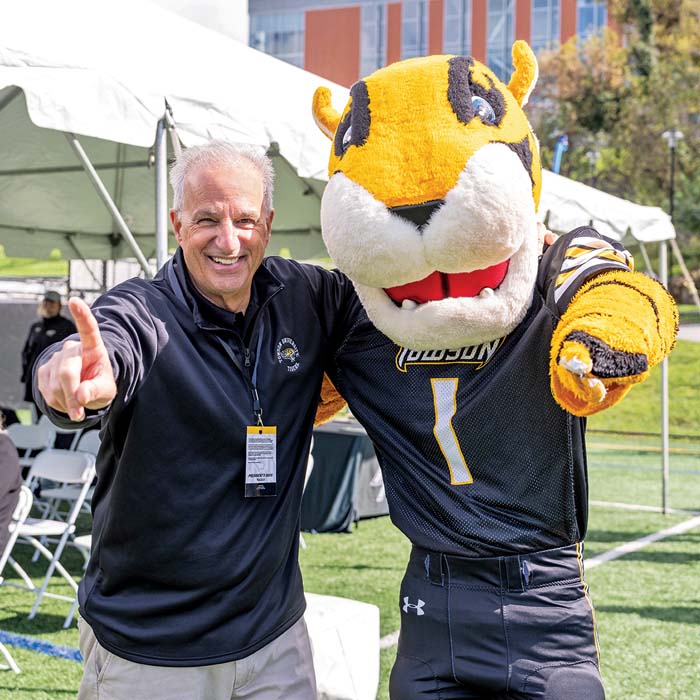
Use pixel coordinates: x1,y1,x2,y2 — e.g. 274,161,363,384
33,140,361,700
170,156,273,313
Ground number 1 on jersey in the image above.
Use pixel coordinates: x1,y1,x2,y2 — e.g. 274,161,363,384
431,378,473,485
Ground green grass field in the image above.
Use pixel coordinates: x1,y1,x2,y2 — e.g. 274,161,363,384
0,343,698,698
1,499,698,699
0,254,68,278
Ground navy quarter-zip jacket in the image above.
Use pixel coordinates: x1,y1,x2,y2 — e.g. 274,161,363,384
36,249,361,666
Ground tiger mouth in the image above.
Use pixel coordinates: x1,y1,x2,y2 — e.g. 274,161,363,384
384,260,510,307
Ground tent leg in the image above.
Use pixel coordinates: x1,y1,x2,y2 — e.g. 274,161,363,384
638,242,654,276
659,241,670,515
155,117,169,272
65,133,153,278
669,238,700,311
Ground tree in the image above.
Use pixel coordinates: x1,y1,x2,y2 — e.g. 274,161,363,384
529,0,700,275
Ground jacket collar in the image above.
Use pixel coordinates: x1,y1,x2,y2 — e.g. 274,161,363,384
158,248,284,331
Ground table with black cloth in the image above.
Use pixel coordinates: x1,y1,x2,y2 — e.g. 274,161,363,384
301,419,389,533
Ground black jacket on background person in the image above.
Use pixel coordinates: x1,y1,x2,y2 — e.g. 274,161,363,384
21,314,76,402
34,249,361,667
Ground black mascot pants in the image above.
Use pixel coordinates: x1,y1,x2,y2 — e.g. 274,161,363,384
390,543,605,700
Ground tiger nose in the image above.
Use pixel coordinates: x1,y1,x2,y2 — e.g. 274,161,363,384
389,200,444,231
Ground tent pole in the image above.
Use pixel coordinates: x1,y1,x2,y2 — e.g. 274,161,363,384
0,86,21,114
164,105,183,159
65,133,153,279
660,241,670,515
637,242,654,274
669,238,700,311
64,236,103,289
155,117,168,271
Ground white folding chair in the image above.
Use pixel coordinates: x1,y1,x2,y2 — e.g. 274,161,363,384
63,533,92,629
11,450,95,620
37,415,82,450
5,421,55,471
0,485,33,674
34,430,101,520
74,429,101,457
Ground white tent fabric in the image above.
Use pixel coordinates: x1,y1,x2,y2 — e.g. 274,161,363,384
539,169,675,243
0,0,349,262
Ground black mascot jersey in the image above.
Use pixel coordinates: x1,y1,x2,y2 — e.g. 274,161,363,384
329,228,633,557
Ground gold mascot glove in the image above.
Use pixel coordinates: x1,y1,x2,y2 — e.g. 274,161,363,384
550,269,678,416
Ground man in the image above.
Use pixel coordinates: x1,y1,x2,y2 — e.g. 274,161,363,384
34,141,360,700
20,290,76,417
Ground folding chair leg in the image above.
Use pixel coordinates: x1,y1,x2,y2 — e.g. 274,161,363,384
64,546,89,628
26,534,78,620
8,557,35,590
64,595,80,629
0,643,20,673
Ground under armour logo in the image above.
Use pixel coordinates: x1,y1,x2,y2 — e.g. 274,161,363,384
402,597,425,615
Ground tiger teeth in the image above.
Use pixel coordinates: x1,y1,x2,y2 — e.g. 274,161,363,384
401,299,418,310
479,287,495,298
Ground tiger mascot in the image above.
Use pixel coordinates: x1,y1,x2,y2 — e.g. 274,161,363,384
312,42,677,699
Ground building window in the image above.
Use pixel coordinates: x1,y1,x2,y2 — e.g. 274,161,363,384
577,0,607,42
249,12,304,68
531,0,559,53
443,0,471,56
361,3,387,76
401,0,428,59
486,0,515,82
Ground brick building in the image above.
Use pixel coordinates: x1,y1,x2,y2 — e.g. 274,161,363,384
249,0,610,85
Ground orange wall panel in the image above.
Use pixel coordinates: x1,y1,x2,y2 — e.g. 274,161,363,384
429,0,444,54
560,0,577,43
387,2,402,64
305,7,361,87
471,0,487,62
515,0,531,40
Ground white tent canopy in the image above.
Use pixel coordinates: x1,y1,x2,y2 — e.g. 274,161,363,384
539,169,675,243
0,0,348,267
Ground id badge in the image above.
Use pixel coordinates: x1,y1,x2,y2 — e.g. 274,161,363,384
245,426,277,497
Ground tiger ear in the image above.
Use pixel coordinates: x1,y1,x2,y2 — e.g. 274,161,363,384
508,40,538,107
312,87,342,140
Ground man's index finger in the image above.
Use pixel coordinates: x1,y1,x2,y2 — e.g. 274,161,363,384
68,297,104,351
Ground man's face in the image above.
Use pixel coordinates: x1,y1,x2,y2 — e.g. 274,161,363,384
170,161,273,313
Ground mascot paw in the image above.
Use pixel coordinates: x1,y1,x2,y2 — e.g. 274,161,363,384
555,331,650,408
559,331,648,382
555,354,607,405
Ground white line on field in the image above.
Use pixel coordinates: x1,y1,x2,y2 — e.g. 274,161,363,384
378,515,700,650
590,500,698,515
379,630,400,649
585,514,700,569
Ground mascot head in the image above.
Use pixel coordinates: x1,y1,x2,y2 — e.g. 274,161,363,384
313,41,542,350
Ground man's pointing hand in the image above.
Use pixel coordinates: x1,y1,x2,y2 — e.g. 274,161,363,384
36,297,117,422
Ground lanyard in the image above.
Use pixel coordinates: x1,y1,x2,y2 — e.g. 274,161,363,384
167,261,267,424
216,328,265,425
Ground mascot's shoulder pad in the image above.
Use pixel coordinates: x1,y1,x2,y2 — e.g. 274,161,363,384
538,227,634,313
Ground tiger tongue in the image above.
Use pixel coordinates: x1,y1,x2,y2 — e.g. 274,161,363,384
385,261,509,305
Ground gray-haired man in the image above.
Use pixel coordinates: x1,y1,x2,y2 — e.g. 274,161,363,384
35,140,361,699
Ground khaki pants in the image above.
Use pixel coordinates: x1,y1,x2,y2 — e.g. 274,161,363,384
77,617,317,700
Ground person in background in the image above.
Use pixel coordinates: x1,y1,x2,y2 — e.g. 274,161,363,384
0,415,22,556
20,291,76,419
